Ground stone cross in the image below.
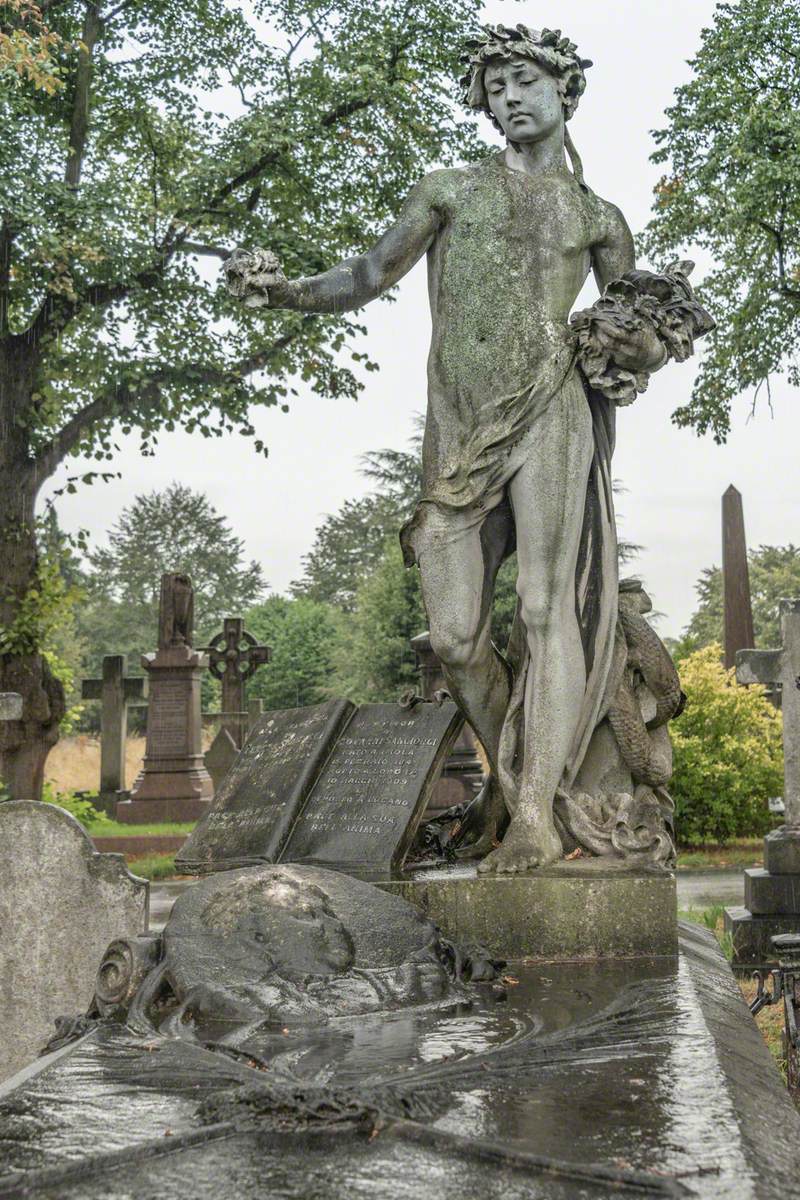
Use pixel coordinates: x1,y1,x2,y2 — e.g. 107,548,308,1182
736,598,800,828
202,617,270,748
722,485,756,669
81,656,147,800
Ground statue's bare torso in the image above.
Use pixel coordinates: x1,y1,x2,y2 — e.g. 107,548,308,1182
416,153,616,504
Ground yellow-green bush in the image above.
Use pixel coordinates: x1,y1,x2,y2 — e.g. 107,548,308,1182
671,644,783,845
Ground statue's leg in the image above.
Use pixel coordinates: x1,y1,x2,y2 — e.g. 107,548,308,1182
479,382,594,874
416,499,510,778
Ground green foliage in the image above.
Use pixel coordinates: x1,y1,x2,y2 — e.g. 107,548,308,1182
128,853,178,880
331,538,425,702
2,0,485,469
642,0,800,440
670,643,783,845
293,434,422,609
245,594,338,710
41,782,101,828
77,484,264,686
680,543,800,652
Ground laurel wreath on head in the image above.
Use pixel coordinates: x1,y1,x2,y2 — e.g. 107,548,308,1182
460,24,592,124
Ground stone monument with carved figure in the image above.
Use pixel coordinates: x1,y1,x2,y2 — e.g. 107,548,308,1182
117,573,213,823
225,24,712,884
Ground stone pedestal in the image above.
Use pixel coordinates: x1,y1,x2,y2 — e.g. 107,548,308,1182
118,644,212,824
725,826,800,965
380,859,677,961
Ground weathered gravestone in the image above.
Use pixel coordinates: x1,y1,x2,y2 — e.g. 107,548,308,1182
177,698,463,876
722,484,755,671
0,800,148,1081
119,573,213,823
202,617,270,749
81,655,147,813
725,598,800,963
205,698,263,793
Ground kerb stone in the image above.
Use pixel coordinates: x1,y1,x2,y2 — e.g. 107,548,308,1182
0,801,148,1081
380,860,677,960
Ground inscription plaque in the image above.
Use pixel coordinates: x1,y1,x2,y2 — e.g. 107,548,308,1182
177,698,462,876
177,699,354,870
283,702,462,872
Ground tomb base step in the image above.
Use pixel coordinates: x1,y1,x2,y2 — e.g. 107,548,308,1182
724,904,800,966
379,859,677,961
764,826,800,875
116,796,212,824
744,867,800,914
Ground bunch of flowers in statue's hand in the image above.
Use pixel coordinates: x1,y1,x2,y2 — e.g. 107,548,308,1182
571,261,715,406
223,247,286,308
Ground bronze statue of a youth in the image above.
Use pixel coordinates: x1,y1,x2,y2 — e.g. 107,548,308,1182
226,25,711,873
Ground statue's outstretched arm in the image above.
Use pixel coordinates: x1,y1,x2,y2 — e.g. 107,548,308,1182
225,178,441,314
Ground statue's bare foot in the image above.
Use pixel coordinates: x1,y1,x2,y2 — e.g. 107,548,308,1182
477,817,563,874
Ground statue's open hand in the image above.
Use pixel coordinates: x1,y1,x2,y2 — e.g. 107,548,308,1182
224,248,287,308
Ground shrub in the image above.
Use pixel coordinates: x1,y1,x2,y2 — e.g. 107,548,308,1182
41,782,102,830
670,644,783,845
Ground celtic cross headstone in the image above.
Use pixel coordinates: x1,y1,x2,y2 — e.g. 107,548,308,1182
202,617,270,749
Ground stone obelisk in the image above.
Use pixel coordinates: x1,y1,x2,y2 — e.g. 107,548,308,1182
722,484,755,670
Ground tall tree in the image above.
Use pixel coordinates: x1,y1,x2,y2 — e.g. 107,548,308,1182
245,594,337,711
0,0,484,793
676,543,800,655
642,0,800,441
78,484,264,674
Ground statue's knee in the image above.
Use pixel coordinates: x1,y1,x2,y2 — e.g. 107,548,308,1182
429,626,481,671
516,580,566,636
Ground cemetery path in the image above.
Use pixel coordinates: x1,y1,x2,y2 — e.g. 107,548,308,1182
148,871,745,930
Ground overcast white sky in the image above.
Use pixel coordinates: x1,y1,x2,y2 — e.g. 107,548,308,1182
42,0,799,640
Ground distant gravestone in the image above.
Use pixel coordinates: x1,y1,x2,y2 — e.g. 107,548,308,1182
0,800,148,1081
177,698,462,876
202,617,270,749
120,573,213,823
205,699,265,792
726,599,800,963
81,655,147,811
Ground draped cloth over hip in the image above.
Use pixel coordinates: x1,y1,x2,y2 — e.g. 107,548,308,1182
401,364,620,818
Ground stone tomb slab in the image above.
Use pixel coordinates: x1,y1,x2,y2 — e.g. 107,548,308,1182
0,800,148,1081
2,924,798,1198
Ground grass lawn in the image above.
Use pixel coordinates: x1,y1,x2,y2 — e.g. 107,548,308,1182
127,853,186,880
87,818,196,837
676,839,763,870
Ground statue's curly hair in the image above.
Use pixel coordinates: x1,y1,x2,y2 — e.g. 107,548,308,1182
460,24,592,127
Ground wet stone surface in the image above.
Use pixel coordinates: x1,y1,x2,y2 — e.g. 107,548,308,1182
1,923,798,1199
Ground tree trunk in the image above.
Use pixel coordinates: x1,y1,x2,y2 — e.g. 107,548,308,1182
0,348,65,799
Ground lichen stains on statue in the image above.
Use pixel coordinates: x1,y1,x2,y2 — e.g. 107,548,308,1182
224,23,713,875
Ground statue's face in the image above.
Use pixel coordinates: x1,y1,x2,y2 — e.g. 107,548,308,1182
484,54,564,144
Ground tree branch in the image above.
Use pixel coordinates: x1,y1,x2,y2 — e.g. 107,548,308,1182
33,318,317,480
0,214,14,338
65,2,101,189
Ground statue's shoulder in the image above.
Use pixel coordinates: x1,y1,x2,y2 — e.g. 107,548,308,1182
583,188,632,244
413,156,501,210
